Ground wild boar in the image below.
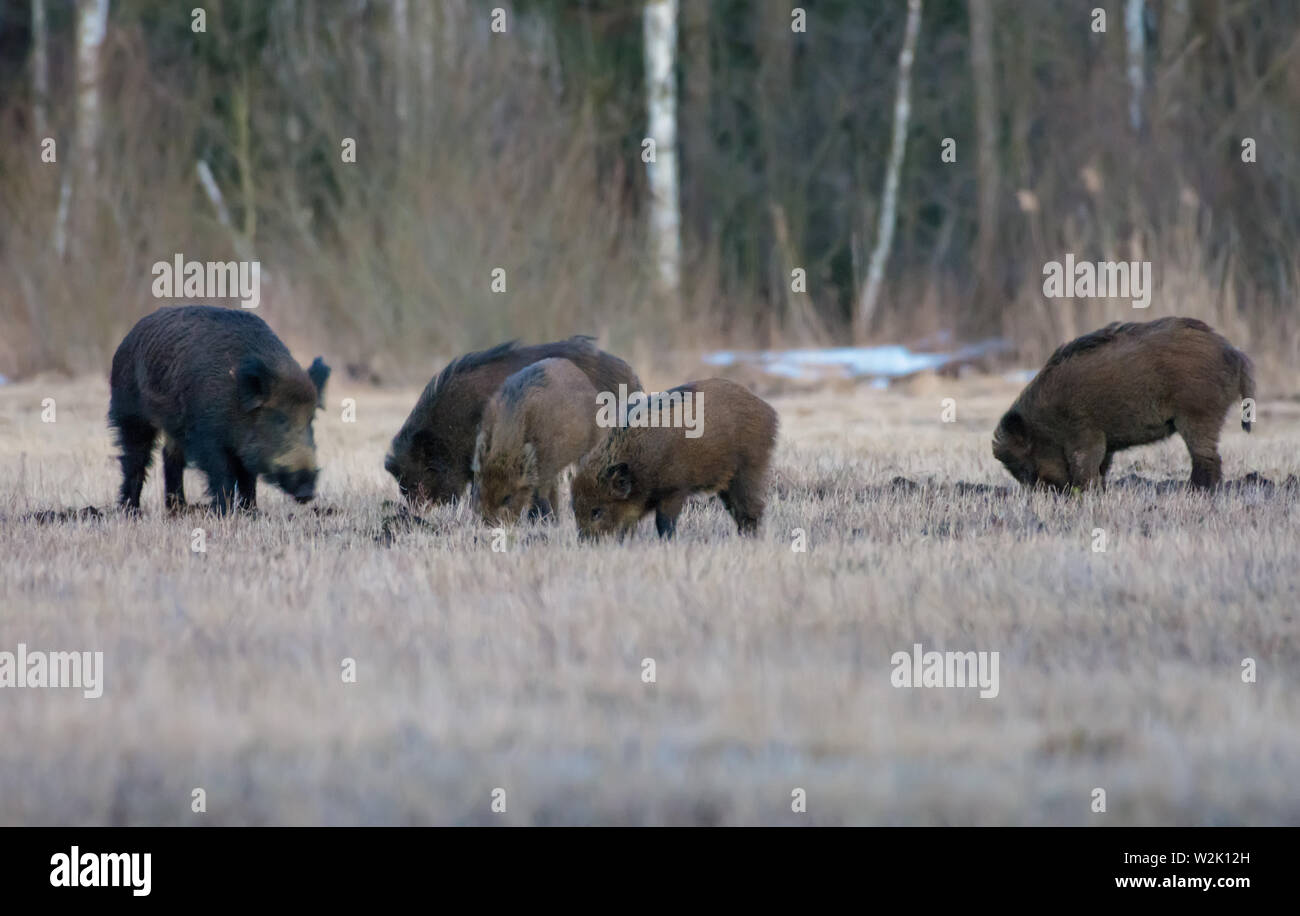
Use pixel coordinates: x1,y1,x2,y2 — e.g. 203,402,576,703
386,336,640,506
108,305,330,513
993,316,1255,490
471,358,602,524
571,378,778,539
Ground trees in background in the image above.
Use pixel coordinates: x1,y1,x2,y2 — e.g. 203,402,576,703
857,0,922,339
967,0,999,328
52,0,108,258
29,0,47,138
2,0,1300,377
643,0,681,308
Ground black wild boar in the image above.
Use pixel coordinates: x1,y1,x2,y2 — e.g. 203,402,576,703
108,305,330,513
571,378,778,539
386,336,640,506
993,317,1255,490
471,358,602,524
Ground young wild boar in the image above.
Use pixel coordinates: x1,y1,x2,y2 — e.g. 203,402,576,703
993,316,1254,491
471,358,602,524
108,305,330,513
385,336,640,506
571,378,778,539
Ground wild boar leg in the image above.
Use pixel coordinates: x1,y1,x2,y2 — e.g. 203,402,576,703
198,451,240,514
654,493,687,539
524,480,561,522
1178,421,1223,488
722,476,765,536
233,460,258,511
1098,450,1114,483
542,481,561,522
1067,437,1107,490
115,417,158,510
162,438,187,512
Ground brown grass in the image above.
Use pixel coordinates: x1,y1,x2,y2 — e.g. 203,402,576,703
1,370,1298,825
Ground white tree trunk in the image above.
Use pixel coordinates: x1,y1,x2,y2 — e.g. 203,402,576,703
857,0,922,336
76,0,110,184
644,0,681,304
1125,0,1145,133
52,176,71,257
197,159,256,263
31,0,49,139
55,0,109,257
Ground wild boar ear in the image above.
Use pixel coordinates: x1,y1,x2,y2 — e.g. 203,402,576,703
999,410,1028,443
604,462,633,499
307,357,331,408
236,357,272,412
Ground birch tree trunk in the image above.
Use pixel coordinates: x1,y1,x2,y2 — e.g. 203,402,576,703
1125,0,1145,134
857,0,922,337
31,0,49,139
76,0,109,185
968,0,999,313
644,0,681,306
55,0,110,258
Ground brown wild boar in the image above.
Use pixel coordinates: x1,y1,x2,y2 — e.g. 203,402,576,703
386,336,640,506
108,305,330,513
571,378,778,539
993,317,1254,490
471,358,602,523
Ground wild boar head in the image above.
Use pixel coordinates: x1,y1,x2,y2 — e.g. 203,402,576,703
471,432,539,524
571,458,646,540
235,355,329,502
992,410,1070,491
385,428,469,507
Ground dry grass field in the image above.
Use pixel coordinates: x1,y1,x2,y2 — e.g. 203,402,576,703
2,367,1298,826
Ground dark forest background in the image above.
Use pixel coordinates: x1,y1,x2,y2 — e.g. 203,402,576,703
1,0,1297,380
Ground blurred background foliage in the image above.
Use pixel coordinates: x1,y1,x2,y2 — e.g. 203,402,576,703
1,0,1297,380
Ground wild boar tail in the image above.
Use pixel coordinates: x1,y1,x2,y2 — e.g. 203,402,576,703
1229,347,1256,432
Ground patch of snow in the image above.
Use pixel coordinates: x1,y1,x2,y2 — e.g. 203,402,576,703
703,339,1011,382
1002,369,1037,384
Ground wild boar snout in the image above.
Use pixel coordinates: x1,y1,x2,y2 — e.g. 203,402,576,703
272,467,319,503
